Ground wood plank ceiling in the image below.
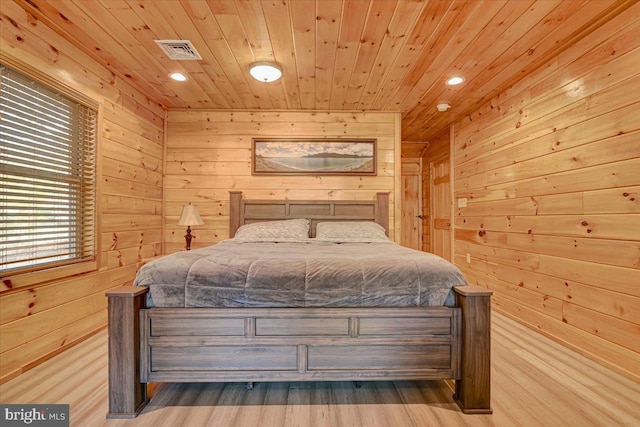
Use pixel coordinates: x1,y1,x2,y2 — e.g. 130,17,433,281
12,0,632,144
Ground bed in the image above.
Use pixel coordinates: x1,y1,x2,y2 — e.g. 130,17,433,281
106,191,492,418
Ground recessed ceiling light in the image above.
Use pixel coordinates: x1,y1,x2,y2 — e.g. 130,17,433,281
446,76,464,85
169,72,188,82
249,62,283,82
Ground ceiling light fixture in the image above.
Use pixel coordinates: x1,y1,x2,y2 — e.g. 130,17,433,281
169,72,188,82
446,76,465,85
437,103,451,112
249,62,283,82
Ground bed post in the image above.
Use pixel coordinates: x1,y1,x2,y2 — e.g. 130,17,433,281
375,192,390,236
453,285,493,414
229,191,243,238
106,286,149,418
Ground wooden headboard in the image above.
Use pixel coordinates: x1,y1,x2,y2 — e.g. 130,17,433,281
229,191,390,238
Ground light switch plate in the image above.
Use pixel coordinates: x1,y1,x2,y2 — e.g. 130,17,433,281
458,198,468,208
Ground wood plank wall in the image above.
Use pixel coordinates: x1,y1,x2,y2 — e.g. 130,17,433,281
400,158,421,249
0,2,164,383
165,111,400,253
452,7,640,381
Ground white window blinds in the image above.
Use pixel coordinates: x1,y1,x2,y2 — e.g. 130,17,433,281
0,64,97,274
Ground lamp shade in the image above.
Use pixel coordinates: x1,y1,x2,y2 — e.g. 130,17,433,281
177,203,204,226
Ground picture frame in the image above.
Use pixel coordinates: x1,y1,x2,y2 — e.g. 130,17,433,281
252,138,377,176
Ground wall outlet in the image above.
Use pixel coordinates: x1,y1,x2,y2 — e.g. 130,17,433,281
466,253,471,263
458,198,468,208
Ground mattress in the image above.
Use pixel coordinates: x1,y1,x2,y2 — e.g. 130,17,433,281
134,240,467,308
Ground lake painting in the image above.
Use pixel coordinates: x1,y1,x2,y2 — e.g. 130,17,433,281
252,139,376,175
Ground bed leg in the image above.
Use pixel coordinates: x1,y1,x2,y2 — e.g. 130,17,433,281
247,382,255,390
453,286,493,414
353,381,364,389
106,286,149,419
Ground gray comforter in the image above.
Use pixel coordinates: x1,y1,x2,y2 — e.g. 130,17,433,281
134,240,467,308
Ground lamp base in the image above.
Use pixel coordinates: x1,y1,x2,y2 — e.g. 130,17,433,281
184,226,193,250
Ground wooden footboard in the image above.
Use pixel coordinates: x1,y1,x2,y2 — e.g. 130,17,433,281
106,285,491,418
140,306,460,383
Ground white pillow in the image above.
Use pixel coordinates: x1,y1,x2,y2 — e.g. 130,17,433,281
315,221,389,242
234,218,310,241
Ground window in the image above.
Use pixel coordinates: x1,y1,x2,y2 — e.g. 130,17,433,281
0,64,97,275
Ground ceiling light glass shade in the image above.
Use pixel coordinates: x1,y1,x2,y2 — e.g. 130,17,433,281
169,72,188,81
436,103,451,112
249,62,283,82
446,76,464,85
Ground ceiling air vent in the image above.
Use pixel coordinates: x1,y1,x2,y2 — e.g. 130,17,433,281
155,40,202,60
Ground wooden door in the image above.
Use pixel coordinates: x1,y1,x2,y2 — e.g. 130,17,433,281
401,159,422,250
430,157,452,261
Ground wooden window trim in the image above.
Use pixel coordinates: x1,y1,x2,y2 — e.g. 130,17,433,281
1,260,98,292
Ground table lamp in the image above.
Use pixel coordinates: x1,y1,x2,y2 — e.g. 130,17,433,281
177,203,204,250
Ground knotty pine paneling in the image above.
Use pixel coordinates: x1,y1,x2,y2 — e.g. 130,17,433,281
165,111,400,253
400,158,421,250
0,2,164,382
452,9,640,381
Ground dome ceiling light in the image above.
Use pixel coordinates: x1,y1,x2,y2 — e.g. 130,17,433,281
446,76,465,85
249,62,283,82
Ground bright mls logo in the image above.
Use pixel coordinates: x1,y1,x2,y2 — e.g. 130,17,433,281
1,405,69,426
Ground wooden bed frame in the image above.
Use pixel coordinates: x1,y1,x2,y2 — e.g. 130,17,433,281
106,191,492,418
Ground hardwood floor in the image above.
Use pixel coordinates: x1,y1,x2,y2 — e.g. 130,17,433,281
1,312,638,426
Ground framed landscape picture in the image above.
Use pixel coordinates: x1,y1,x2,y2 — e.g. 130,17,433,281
252,139,377,175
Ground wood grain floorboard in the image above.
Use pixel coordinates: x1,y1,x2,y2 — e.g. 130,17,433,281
1,312,638,426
